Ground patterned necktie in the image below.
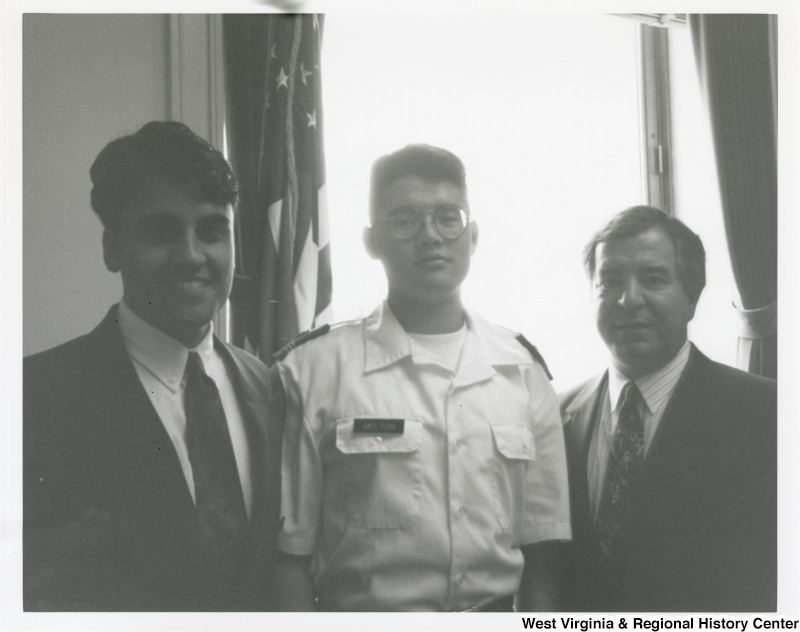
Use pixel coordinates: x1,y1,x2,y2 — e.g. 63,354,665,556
596,381,645,558
184,351,249,603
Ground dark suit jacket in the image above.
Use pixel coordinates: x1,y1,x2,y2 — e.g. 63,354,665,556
559,345,777,612
23,305,283,611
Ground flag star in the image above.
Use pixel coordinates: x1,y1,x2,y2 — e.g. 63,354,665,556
306,109,317,129
276,67,289,90
300,62,313,86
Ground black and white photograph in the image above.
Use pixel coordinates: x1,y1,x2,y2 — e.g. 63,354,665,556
3,0,799,630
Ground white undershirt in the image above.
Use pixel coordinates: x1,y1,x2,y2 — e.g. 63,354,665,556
407,324,469,373
118,301,253,518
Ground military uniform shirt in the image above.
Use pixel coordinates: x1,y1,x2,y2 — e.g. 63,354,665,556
275,302,571,611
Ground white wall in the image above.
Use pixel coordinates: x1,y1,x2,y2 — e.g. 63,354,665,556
23,14,170,355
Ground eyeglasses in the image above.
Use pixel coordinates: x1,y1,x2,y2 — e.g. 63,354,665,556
376,204,469,241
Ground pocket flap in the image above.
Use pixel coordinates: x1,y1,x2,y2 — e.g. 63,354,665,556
336,417,423,454
491,421,536,460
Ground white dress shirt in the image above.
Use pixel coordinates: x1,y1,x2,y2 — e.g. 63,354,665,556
587,339,691,517
118,301,253,518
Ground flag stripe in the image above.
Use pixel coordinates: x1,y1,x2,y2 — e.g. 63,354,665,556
267,199,282,253
294,226,319,332
283,17,303,264
227,15,331,361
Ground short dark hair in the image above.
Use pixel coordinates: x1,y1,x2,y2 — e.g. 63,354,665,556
90,120,238,230
369,144,467,223
583,205,706,304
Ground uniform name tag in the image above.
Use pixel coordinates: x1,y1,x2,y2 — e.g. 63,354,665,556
353,418,405,434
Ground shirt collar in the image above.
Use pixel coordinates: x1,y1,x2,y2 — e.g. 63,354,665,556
364,302,413,373
608,339,692,415
364,301,533,383
118,300,215,393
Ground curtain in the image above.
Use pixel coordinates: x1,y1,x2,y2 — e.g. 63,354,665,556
689,14,777,378
224,14,332,363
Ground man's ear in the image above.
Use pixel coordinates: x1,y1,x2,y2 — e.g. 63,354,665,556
469,220,479,256
687,296,699,322
102,228,122,272
363,226,381,260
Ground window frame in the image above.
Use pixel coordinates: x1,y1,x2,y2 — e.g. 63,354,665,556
638,22,675,215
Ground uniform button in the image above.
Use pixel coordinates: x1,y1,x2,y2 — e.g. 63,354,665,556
376,436,383,443
458,506,466,517
456,439,464,449
457,574,466,585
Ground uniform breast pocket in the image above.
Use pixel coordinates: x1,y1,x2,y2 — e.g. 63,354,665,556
490,420,536,531
334,417,423,529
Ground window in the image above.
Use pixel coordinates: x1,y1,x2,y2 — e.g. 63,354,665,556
323,13,734,389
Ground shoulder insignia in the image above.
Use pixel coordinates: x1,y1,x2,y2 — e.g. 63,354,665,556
272,324,331,363
515,333,553,381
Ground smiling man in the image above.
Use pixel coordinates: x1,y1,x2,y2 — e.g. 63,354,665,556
23,121,282,611
559,206,777,611
271,144,571,612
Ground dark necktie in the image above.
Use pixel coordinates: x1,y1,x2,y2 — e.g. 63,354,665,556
184,351,249,604
596,381,645,558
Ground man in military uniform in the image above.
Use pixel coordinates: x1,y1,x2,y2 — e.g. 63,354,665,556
272,144,571,611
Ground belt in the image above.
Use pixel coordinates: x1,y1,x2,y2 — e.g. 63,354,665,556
459,594,515,612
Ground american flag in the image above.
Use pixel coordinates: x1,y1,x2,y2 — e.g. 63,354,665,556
228,14,332,362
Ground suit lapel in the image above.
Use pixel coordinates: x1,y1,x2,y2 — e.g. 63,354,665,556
215,341,280,607
563,372,608,470
616,346,712,555
562,372,608,538
640,345,706,475
75,306,195,512
215,341,271,516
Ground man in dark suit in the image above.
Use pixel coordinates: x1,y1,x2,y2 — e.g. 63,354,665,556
560,205,776,612
23,121,282,611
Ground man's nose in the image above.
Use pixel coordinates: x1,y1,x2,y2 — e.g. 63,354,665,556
618,280,645,309
172,231,205,264
417,213,443,244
